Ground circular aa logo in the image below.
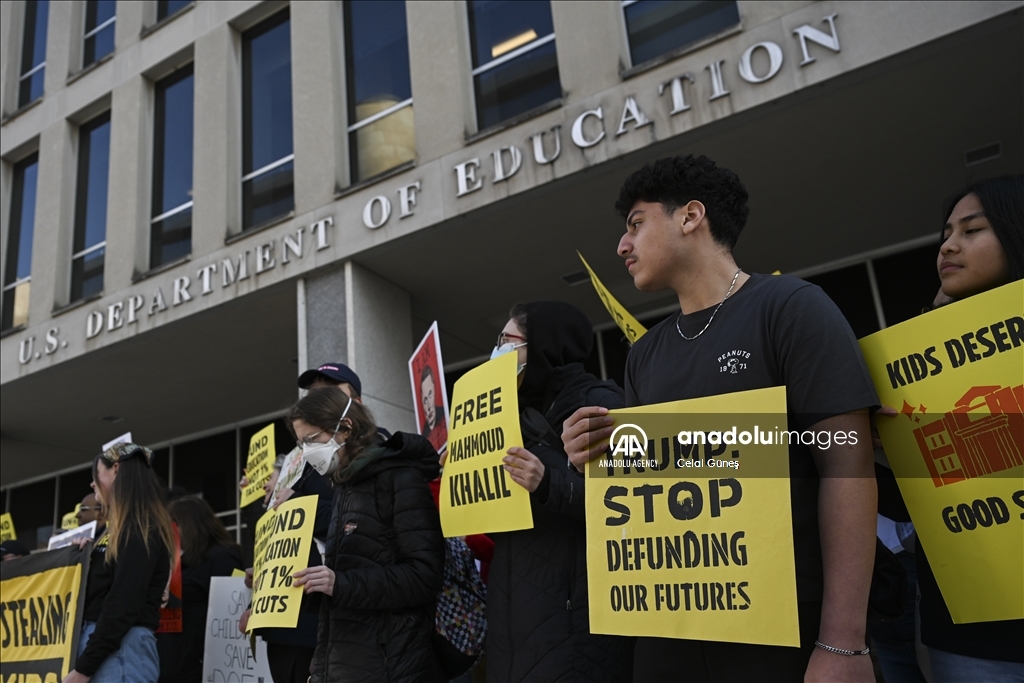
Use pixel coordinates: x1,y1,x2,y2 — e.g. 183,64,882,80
610,423,648,458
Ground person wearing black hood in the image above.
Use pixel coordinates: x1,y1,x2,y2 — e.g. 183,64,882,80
489,301,635,682
290,387,445,683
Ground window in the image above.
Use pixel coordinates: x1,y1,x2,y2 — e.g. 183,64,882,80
157,0,191,22
241,10,294,230
83,0,116,68
622,0,740,67
467,0,561,130
344,0,414,182
3,154,38,330
151,66,194,268
8,479,55,551
18,0,49,107
71,112,111,302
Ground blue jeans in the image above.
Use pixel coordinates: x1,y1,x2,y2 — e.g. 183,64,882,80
929,647,1024,683
78,621,160,683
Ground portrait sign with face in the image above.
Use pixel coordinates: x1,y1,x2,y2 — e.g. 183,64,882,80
409,321,450,455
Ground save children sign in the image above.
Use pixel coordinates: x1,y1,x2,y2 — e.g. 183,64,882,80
859,280,1023,623
585,386,800,647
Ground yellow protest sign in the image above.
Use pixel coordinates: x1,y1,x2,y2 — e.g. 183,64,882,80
0,545,89,680
586,386,800,647
61,505,81,530
247,495,317,630
578,251,647,344
241,423,277,508
0,512,15,541
859,280,1023,623
439,351,533,537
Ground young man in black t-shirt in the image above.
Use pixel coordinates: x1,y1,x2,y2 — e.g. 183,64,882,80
563,155,879,682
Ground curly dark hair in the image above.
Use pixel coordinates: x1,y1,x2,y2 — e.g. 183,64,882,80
614,155,750,250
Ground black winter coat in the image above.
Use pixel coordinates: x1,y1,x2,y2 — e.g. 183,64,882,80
310,432,445,683
487,363,635,682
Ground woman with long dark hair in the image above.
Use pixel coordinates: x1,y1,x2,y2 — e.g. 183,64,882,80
157,497,243,683
290,387,445,683
63,443,174,683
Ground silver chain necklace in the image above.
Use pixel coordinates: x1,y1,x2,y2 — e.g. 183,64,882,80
675,268,742,341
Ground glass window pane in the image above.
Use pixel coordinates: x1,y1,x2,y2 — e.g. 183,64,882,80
5,154,39,285
349,108,415,182
2,282,30,330
18,0,49,107
8,479,55,551
805,263,880,339
242,162,294,230
242,11,293,175
71,247,105,301
873,244,943,327
345,0,411,117
83,0,116,66
625,1,740,66
157,0,191,21
73,113,111,254
468,0,554,68
58,468,96,522
151,210,192,267
474,40,561,129
152,447,171,488
172,431,237,513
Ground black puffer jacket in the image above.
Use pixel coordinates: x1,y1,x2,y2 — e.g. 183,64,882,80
487,301,635,683
310,432,445,683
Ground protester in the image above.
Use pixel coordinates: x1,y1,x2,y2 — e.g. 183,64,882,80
880,175,1024,683
562,155,879,682
241,452,334,683
0,539,29,561
487,301,635,682
64,442,174,683
157,497,244,683
77,492,105,528
290,387,445,682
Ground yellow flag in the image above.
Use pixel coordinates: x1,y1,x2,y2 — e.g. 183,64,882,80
586,386,800,646
439,351,533,537
241,423,277,508
247,495,318,630
859,280,1023,623
578,251,647,344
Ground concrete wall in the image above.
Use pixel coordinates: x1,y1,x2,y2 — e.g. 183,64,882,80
1,0,1021,385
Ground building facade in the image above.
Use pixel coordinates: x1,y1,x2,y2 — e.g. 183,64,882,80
2,0,1022,549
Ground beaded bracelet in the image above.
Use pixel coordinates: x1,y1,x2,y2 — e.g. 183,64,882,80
814,640,871,656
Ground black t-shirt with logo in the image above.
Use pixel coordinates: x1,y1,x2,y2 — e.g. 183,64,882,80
625,273,880,600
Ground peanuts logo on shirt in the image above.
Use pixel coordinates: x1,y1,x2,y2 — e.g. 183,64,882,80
718,349,752,374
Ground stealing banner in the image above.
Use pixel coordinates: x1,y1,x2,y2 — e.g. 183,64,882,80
585,386,800,647
0,544,89,680
578,251,647,344
241,423,277,508
247,495,317,631
439,351,532,537
204,577,274,683
859,280,1023,623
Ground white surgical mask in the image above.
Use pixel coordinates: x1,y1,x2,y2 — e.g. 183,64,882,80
301,395,352,474
490,342,527,375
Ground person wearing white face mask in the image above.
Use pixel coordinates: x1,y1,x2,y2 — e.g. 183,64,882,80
290,387,445,683
486,302,636,683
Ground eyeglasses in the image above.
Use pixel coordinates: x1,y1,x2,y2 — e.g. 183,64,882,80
496,332,526,347
295,418,343,449
78,506,102,512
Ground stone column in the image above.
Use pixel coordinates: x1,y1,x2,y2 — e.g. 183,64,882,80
105,75,148,286
299,261,415,433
